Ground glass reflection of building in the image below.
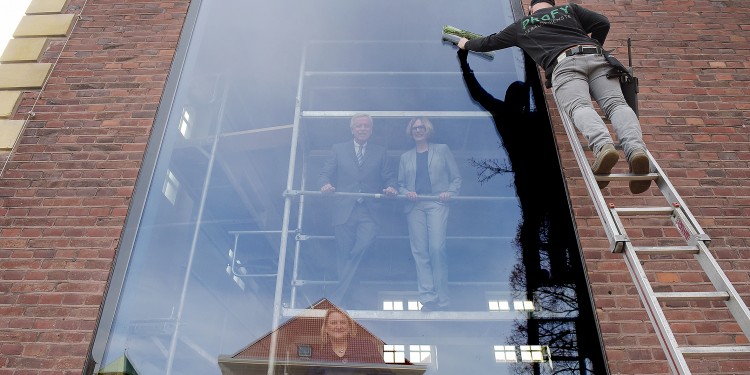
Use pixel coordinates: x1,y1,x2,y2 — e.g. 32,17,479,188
89,1,608,374
218,299,427,375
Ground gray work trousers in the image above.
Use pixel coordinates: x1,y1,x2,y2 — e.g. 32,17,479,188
551,53,646,160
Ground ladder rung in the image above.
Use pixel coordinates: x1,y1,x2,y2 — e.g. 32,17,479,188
654,291,730,302
681,345,750,356
613,207,674,216
633,246,699,255
595,172,659,182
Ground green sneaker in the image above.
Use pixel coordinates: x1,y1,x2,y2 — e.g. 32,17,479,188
591,144,619,189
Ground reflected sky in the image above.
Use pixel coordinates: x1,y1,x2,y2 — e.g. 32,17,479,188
96,1,606,374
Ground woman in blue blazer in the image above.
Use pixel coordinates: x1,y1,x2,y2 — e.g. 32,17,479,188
398,117,462,311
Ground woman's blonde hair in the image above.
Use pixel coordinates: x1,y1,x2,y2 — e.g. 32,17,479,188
405,117,434,138
320,308,357,342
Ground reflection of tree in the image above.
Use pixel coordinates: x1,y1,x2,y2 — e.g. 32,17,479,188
458,50,606,374
469,158,512,184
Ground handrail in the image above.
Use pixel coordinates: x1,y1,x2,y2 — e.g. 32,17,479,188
283,189,513,202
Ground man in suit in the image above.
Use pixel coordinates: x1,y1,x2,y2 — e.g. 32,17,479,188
319,113,397,307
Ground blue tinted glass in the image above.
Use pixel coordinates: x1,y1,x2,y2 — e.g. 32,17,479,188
95,0,606,374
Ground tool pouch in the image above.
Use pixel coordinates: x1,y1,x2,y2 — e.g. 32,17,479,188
604,53,640,116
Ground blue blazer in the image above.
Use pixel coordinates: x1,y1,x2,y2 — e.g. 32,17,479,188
398,143,462,212
318,141,396,226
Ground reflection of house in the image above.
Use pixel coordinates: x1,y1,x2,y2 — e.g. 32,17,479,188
218,299,425,375
97,353,140,375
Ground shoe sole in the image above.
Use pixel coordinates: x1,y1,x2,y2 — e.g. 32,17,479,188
629,152,651,194
591,148,619,189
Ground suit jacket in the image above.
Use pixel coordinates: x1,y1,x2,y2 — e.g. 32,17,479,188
319,141,396,226
397,143,462,212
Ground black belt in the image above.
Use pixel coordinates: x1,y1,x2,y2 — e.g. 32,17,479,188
556,45,603,64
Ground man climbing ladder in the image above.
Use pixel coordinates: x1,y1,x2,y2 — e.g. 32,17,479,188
455,2,750,373
458,0,651,194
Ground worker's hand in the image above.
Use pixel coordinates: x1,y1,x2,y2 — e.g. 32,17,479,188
321,183,335,193
457,37,469,50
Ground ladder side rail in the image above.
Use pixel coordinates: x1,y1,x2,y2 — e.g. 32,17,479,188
612,168,750,362
289,219,302,309
553,91,691,373
692,240,750,339
621,241,691,375
646,149,709,243
289,145,311,309
609,200,688,370
165,79,230,375
552,92,627,252
664,195,750,339
267,42,311,375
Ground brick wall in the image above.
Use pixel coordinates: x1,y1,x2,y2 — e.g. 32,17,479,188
0,0,747,374
0,0,189,373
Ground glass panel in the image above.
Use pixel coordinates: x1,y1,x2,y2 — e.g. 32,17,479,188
95,0,606,374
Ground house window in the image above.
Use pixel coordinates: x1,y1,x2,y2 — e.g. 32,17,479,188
488,300,510,311
382,300,404,311
408,345,432,364
513,300,536,312
382,298,422,311
494,345,517,362
383,345,405,364
297,345,312,358
384,344,432,364
520,345,546,363
179,107,193,139
162,170,179,205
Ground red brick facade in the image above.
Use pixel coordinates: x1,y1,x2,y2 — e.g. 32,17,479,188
0,0,747,374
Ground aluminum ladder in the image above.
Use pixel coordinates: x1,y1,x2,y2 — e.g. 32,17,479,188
554,96,750,374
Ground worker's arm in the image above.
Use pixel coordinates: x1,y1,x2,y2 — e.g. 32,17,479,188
458,24,517,52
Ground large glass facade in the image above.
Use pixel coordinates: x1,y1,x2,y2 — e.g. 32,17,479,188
90,1,607,374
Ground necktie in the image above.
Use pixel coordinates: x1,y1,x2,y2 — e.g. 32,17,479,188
356,145,364,203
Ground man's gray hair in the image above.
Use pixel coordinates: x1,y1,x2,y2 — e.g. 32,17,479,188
350,113,373,129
